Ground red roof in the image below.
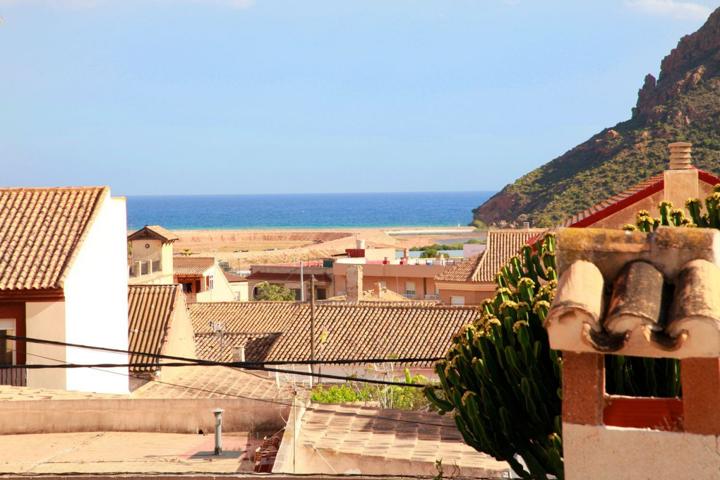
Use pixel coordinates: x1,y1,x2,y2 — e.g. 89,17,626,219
564,169,720,228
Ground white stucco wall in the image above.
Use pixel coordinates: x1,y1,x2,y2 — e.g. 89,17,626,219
196,265,235,302
63,194,129,394
563,422,720,480
25,301,67,390
229,281,249,302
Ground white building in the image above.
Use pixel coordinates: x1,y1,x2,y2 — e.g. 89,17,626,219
0,186,129,393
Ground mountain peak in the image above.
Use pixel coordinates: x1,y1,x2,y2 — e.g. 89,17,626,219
474,7,720,227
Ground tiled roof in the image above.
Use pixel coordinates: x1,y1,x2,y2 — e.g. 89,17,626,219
547,227,720,358
434,254,483,282
128,284,182,373
563,170,720,227
224,272,247,283
190,302,481,366
0,186,107,291
270,304,479,364
194,332,281,363
127,225,179,243
292,404,509,477
190,301,304,335
174,256,215,275
132,365,294,401
435,229,544,283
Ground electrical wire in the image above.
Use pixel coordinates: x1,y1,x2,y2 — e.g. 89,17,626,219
3,334,442,366
1,334,439,388
22,351,451,429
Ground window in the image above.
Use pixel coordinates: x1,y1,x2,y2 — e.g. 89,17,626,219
206,275,214,290
451,295,465,306
405,281,417,298
0,319,17,365
316,288,327,300
292,288,302,300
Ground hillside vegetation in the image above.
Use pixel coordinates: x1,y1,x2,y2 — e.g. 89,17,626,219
473,8,720,227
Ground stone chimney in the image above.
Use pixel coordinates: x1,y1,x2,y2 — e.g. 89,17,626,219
232,345,246,363
664,142,698,210
669,142,693,170
346,265,363,303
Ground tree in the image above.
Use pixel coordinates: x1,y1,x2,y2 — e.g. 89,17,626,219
254,282,296,301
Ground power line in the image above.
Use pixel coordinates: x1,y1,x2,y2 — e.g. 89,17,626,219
23,351,450,429
1,333,438,388
0,335,434,388
0,360,428,388
3,334,442,366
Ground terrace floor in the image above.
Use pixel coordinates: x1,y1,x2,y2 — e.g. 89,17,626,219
0,431,265,474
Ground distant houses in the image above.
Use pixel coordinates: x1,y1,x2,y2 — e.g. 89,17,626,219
127,225,178,284
434,228,545,305
173,256,235,303
128,225,237,303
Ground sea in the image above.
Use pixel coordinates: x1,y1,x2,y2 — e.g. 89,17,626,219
126,191,495,230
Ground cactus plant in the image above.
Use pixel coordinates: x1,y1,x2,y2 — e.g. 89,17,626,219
425,234,563,479
426,227,684,478
624,185,720,232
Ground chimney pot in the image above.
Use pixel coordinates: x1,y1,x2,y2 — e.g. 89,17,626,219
669,142,693,170
346,265,363,303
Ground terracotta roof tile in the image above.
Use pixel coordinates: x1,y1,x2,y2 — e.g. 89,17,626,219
128,284,182,373
547,227,720,358
190,301,303,334
224,272,247,283
434,255,483,282
174,256,215,275
194,332,281,363
190,302,481,366
0,186,107,291
435,229,544,283
474,229,545,282
271,304,480,365
563,174,665,227
294,404,509,477
132,365,294,401
127,225,179,243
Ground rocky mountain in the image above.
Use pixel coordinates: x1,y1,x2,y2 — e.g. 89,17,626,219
473,8,720,227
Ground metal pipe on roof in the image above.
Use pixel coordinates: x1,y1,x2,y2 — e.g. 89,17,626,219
213,408,224,455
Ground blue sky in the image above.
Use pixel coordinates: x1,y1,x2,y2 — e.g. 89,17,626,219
0,0,716,195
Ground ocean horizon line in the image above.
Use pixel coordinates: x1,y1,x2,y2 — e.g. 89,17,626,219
126,191,493,231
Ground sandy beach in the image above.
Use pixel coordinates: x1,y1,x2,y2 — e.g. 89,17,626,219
168,226,483,269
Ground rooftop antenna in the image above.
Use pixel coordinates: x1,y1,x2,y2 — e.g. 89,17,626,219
211,321,225,348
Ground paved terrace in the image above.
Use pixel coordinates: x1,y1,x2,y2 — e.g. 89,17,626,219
0,432,265,474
